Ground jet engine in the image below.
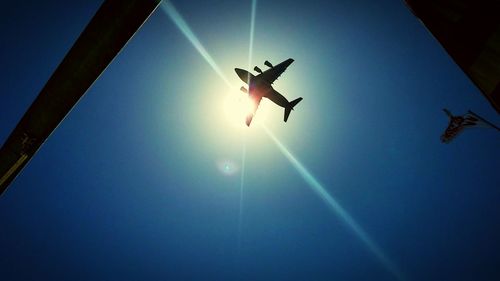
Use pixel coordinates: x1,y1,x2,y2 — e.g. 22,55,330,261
254,66,262,73
264,60,273,68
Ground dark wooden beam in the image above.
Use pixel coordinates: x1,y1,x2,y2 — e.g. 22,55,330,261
405,0,500,113
0,0,162,195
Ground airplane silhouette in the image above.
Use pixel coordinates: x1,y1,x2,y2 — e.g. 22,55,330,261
235,58,303,126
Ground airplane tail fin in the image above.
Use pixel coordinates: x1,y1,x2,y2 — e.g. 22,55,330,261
284,97,303,122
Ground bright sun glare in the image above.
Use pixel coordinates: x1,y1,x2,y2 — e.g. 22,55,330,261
222,90,269,128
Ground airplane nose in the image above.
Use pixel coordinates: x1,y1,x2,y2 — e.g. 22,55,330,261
235,68,248,82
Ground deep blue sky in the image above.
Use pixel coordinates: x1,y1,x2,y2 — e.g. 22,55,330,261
1,1,499,280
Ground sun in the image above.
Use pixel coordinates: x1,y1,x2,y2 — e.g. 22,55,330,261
222,89,272,129
222,91,253,129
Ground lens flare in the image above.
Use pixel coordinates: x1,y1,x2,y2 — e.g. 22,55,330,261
247,0,258,71
239,0,258,258
161,2,233,88
216,159,239,176
237,139,246,252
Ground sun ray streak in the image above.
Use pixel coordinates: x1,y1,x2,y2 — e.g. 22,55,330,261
238,0,257,257
247,0,258,71
161,2,233,88
237,140,246,249
261,124,407,281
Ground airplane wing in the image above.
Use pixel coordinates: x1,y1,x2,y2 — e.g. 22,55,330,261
246,95,262,126
259,58,294,84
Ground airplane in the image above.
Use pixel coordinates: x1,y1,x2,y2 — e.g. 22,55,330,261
235,58,303,126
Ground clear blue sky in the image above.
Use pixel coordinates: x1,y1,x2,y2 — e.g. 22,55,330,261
1,1,499,281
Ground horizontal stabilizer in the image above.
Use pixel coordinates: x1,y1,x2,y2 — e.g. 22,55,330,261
284,97,303,122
